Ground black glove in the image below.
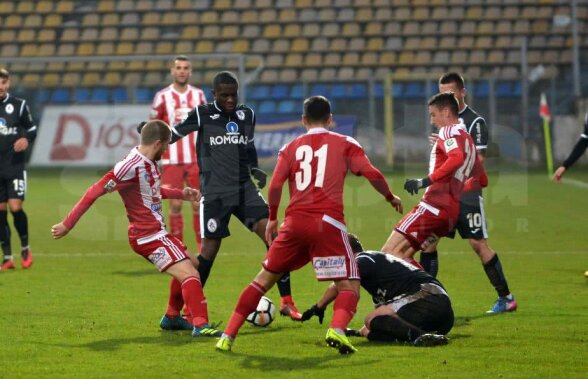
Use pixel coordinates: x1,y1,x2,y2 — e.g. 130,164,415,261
137,121,147,134
345,328,362,337
404,177,432,195
251,167,267,189
299,304,325,324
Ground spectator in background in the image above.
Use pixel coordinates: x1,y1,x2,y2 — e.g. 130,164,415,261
150,55,207,252
0,68,37,271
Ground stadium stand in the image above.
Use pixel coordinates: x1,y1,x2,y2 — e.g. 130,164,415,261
0,0,586,111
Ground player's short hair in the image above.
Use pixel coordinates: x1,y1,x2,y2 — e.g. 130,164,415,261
303,96,331,124
439,72,465,90
347,233,364,254
428,92,459,116
173,55,190,67
0,68,10,80
213,71,238,89
140,120,170,145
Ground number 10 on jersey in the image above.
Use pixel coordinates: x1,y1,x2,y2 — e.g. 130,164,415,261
295,144,328,191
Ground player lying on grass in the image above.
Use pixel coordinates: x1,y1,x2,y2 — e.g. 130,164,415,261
215,96,402,354
300,234,452,347
51,120,222,337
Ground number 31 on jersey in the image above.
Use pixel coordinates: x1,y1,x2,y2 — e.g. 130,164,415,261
295,144,328,191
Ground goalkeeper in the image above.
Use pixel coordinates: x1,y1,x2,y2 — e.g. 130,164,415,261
300,234,453,346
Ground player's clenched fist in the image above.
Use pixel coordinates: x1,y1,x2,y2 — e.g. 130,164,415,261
51,223,69,239
182,187,201,202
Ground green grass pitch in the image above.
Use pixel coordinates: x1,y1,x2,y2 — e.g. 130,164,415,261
1,167,586,378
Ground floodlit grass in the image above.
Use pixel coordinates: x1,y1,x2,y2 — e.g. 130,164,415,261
1,167,586,378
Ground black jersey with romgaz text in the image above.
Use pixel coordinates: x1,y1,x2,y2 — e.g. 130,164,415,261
0,94,37,174
171,101,257,197
356,250,444,306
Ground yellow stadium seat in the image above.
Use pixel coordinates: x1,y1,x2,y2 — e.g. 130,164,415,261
17,29,36,43
318,8,336,21
116,42,134,55
284,24,301,38
38,43,56,56
180,11,198,24
310,38,328,51
108,61,126,71
155,0,174,10
122,72,141,86
202,25,221,39
451,51,468,65
146,61,166,71
16,1,34,13
475,36,492,49
466,6,483,19
181,26,200,39
199,11,218,24
5,15,23,28
82,72,101,87
513,20,530,34
82,14,100,26
0,2,14,14
161,12,179,25
285,54,303,68
260,69,279,83
470,50,486,64
44,14,61,27
251,39,270,53
81,28,99,41
496,21,512,34
342,52,360,66
97,1,115,12
77,42,95,56
300,68,318,82
263,24,282,38
234,0,252,9
62,73,81,87
102,13,120,26
196,41,214,53
127,61,146,71
384,21,401,35
24,14,43,27
304,53,322,67
104,72,122,87
266,54,284,67
232,40,249,53
361,52,378,66
487,50,505,64
402,22,419,35
302,23,320,37
329,38,347,52
37,29,56,43
99,27,118,41
96,42,115,56
273,39,291,53
476,21,494,34
47,62,66,71
61,28,79,42
458,36,474,48
398,51,414,65
56,43,75,56
404,37,420,50
116,0,135,11
279,9,297,22
355,68,372,80
120,27,139,41
342,23,360,37
259,9,277,23
222,25,240,39
440,36,456,49
87,62,106,71
121,12,140,25
175,40,193,53
495,36,513,48
242,10,258,23
56,1,74,13
214,0,232,10
295,0,313,8
324,53,341,66
291,38,309,52
142,27,160,40
366,37,384,51
21,74,41,88
155,41,174,55
348,37,365,51
0,29,16,42
143,12,160,25
280,69,298,83
413,7,429,20
220,10,239,23
20,44,37,57
319,68,336,81
356,7,373,21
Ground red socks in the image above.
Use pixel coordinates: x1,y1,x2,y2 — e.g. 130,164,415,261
169,212,184,242
330,290,358,330
224,281,266,338
181,276,208,327
165,278,184,318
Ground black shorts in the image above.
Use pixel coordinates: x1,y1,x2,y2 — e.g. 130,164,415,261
447,190,488,240
200,180,269,239
0,169,27,202
395,285,454,335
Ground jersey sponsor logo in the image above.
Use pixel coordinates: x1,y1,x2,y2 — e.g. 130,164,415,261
207,218,217,233
5,104,14,114
210,114,220,120
420,233,439,251
226,121,239,134
312,256,347,279
236,110,245,120
148,247,173,271
444,138,458,152
209,134,249,146
104,179,117,192
150,202,162,212
0,120,18,136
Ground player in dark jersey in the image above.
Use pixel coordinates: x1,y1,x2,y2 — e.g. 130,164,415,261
553,112,588,183
419,73,516,314
300,234,452,346
166,71,301,318
0,69,37,271
552,112,588,278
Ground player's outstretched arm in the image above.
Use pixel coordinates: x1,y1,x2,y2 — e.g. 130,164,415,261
298,283,338,323
552,166,566,183
51,223,70,239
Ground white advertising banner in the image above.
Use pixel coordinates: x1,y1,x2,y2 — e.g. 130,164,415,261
31,105,150,167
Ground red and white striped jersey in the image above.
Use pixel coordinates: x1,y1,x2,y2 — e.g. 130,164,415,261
63,148,183,242
422,122,479,213
150,84,207,165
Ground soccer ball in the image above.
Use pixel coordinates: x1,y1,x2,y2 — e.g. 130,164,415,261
246,296,276,327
